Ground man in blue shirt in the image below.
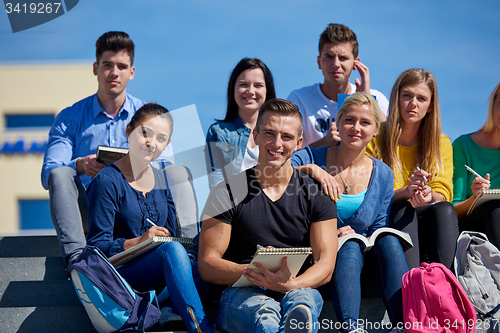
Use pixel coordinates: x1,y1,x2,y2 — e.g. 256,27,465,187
41,31,145,268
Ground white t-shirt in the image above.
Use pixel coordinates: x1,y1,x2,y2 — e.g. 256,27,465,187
240,143,259,172
287,83,389,146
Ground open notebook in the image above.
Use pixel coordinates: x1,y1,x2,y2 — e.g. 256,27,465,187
233,247,312,287
467,189,500,215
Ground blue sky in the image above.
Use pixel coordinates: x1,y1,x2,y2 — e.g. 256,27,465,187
2,0,500,142
1,0,499,214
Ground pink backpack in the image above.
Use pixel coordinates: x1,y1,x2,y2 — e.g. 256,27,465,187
402,262,476,333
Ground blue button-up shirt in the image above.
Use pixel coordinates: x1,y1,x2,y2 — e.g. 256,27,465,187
41,93,145,189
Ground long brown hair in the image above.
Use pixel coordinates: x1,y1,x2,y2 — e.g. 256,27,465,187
374,68,443,177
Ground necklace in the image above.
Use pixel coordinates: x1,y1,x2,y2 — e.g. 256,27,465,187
333,147,366,195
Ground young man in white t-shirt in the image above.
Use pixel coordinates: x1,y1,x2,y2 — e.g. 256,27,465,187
287,23,389,147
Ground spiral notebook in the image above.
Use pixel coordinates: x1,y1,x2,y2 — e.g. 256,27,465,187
108,236,194,267
467,189,500,215
232,247,312,287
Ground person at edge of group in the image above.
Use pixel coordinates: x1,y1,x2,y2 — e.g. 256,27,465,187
292,92,408,333
366,68,459,269
41,31,170,268
198,98,338,333
205,57,276,190
287,23,389,148
452,82,500,247
86,103,214,333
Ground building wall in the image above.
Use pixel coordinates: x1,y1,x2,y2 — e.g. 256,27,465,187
0,64,96,234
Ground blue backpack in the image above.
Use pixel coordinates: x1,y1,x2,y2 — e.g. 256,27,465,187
69,246,162,333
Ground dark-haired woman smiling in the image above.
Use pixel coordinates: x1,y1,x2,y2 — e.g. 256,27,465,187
87,103,214,333
206,57,276,190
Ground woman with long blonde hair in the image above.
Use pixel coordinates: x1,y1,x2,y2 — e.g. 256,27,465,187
453,82,500,247
292,92,408,333
366,68,459,269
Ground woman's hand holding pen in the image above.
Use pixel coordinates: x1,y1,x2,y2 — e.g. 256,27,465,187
125,225,172,251
472,173,491,198
406,168,432,198
411,184,432,208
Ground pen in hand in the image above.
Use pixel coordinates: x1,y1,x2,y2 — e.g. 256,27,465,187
465,165,491,185
146,218,157,227
416,167,428,183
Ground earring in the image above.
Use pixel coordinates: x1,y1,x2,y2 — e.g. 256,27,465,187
373,134,376,138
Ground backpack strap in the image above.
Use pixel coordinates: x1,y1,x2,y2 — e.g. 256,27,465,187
484,304,500,319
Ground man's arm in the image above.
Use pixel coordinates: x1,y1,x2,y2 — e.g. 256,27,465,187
41,109,80,189
75,154,106,177
41,106,107,189
293,218,337,287
244,218,338,293
198,216,248,285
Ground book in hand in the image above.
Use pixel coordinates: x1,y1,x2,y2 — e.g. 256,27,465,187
108,236,194,267
338,227,413,252
96,146,129,166
232,247,312,287
467,189,500,215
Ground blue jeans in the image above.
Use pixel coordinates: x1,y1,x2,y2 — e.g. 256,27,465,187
49,167,87,268
331,235,408,332
118,241,213,333
217,287,323,333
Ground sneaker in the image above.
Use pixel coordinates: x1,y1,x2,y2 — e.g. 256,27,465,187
284,304,313,333
159,306,182,325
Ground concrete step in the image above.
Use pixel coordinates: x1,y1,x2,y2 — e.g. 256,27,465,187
1,235,485,333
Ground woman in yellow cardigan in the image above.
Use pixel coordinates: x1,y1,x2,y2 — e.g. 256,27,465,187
366,68,459,269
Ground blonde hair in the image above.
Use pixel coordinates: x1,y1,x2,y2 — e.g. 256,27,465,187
479,82,500,133
337,92,381,130
374,68,443,177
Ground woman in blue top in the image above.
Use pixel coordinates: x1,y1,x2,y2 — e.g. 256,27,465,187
206,58,276,190
291,93,408,333
87,103,214,333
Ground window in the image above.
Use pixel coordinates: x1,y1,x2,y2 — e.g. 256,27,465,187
5,114,55,129
19,199,53,230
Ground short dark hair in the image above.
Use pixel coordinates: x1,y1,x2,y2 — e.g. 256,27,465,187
319,23,358,58
127,103,173,134
255,98,303,138
96,31,135,65
222,58,276,122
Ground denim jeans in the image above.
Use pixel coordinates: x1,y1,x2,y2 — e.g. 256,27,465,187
48,167,88,268
217,286,323,333
331,235,408,332
118,241,213,333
